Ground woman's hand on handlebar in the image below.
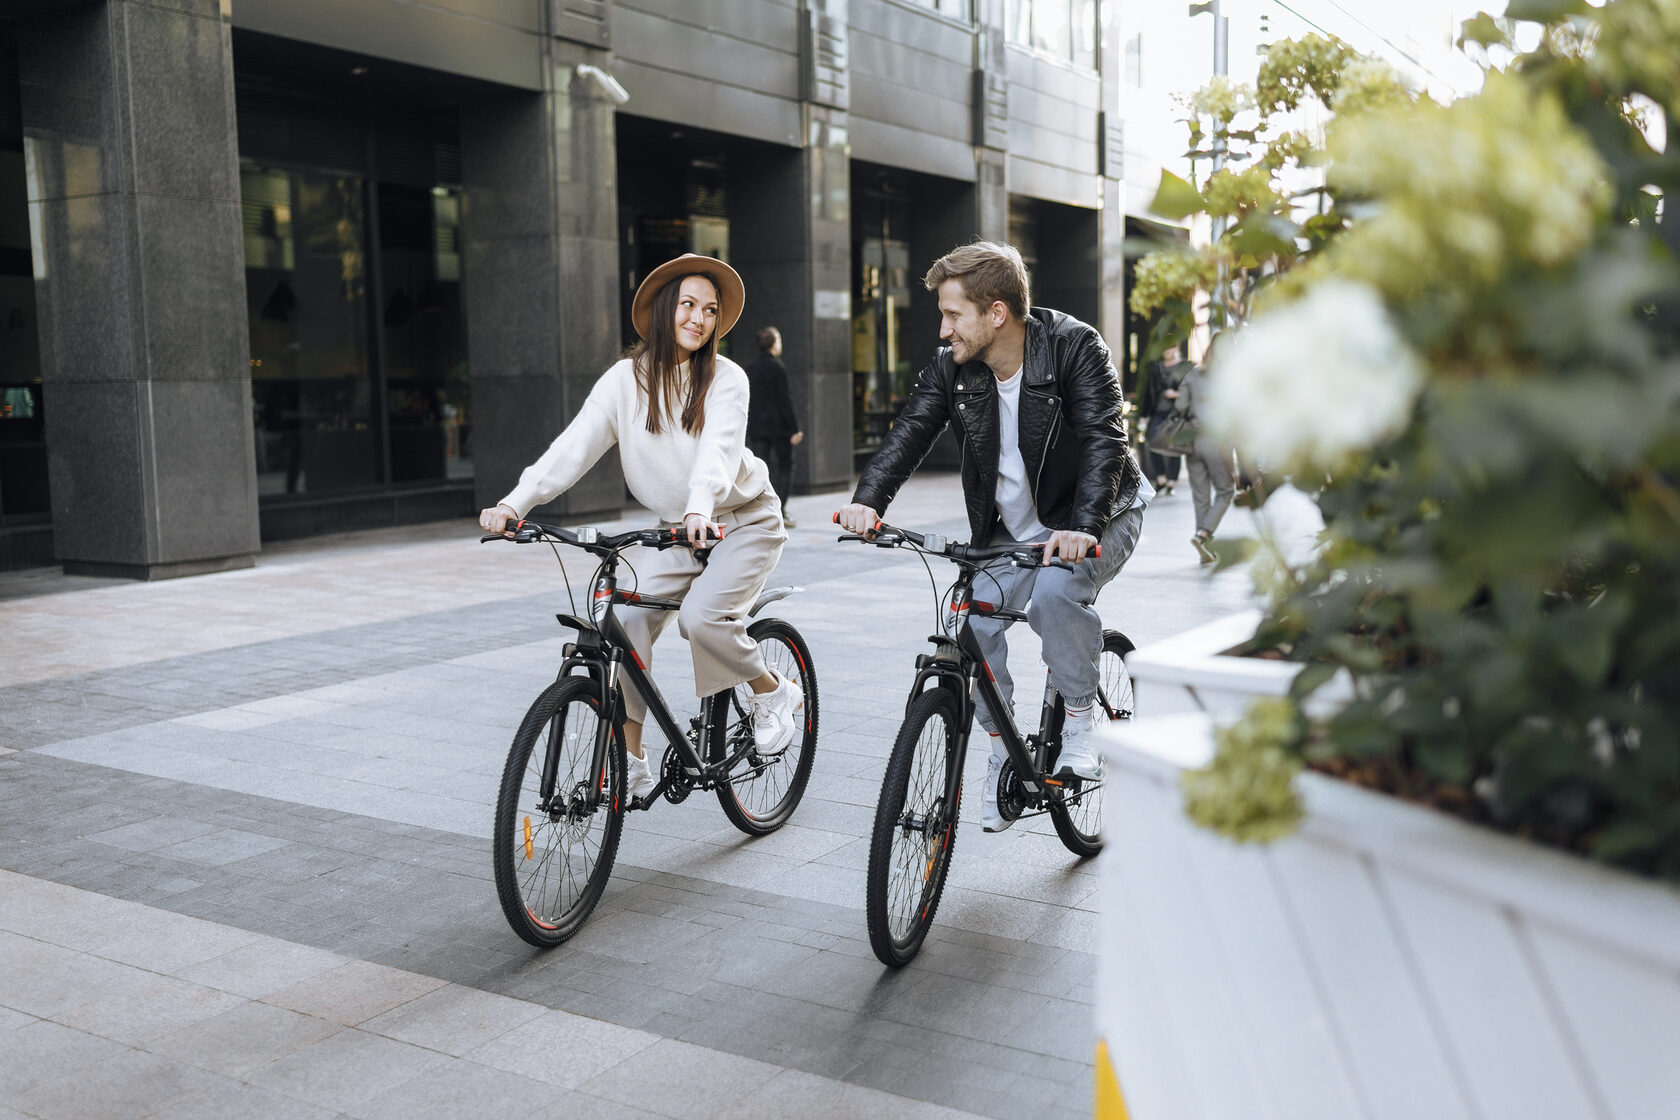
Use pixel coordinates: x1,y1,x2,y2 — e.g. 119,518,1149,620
835,503,881,537
683,512,723,549
480,503,518,536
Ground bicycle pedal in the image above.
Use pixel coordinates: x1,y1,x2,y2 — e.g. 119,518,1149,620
1053,766,1101,785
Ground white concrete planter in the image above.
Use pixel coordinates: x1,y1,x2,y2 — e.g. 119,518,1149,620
1093,712,1680,1120
1127,608,1351,720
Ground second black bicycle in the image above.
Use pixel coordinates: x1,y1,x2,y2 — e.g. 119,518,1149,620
840,522,1134,966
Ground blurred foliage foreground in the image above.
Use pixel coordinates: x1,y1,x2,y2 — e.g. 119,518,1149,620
1140,1,1680,880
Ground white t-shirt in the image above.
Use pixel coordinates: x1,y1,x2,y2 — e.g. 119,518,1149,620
993,367,1049,541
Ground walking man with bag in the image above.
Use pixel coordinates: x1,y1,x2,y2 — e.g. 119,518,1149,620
744,326,804,527
837,241,1152,831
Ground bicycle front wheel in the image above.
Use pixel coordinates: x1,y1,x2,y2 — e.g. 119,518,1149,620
1049,629,1134,858
866,687,963,967
713,617,819,836
492,677,625,947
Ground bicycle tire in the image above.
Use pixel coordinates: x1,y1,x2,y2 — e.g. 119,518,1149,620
492,677,625,947
1048,629,1134,858
712,617,819,836
866,687,963,967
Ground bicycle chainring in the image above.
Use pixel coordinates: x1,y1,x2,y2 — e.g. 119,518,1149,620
996,757,1031,823
660,747,693,804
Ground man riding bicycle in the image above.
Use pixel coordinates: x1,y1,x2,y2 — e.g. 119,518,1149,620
837,241,1151,832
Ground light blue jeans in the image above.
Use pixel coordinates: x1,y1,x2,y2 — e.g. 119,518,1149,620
970,506,1145,733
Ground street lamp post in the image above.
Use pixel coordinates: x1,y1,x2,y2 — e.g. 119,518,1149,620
1189,0,1230,328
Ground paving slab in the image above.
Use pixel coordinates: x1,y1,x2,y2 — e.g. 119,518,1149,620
0,474,1305,1118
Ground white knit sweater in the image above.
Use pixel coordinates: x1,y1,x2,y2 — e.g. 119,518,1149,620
499,356,769,523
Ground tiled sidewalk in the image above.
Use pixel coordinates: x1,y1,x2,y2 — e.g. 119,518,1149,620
0,870,979,1120
0,474,1299,1119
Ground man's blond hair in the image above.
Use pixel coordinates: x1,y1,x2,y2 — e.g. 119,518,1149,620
923,241,1031,321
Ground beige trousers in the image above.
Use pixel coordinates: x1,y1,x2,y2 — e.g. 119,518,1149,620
616,490,787,722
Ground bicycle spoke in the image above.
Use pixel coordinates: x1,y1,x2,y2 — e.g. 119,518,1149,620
714,620,818,835
886,711,948,941
511,697,611,927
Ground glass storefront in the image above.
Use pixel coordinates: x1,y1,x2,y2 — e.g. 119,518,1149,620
0,24,47,531
851,172,914,461
234,53,471,511
377,183,469,484
243,165,377,496
616,118,734,352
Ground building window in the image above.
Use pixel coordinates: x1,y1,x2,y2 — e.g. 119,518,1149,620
908,0,970,18
1006,0,1099,67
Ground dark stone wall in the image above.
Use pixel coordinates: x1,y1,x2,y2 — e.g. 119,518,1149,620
22,0,259,578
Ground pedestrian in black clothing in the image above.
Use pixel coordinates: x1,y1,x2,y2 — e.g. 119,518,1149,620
745,326,804,527
1138,343,1193,496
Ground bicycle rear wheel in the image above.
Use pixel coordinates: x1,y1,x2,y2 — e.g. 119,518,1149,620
1048,629,1134,858
713,617,819,836
866,687,963,967
492,677,625,947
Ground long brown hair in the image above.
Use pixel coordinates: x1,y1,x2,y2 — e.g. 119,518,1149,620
629,273,718,435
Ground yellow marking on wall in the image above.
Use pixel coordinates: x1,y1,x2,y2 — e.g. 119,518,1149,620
1095,1038,1131,1120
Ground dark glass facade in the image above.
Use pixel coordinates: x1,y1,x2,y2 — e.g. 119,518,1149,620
0,19,47,542
233,33,471,536
2,0,1121,575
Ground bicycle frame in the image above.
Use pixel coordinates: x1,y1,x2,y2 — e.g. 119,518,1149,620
547,548,750,810
905,564,1070,825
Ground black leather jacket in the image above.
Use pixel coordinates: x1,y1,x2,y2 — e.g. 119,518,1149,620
854,307,1143,545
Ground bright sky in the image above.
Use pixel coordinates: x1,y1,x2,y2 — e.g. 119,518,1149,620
1117,0,1493,215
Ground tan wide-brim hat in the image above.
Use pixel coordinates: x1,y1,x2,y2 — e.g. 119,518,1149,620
630,253,745,342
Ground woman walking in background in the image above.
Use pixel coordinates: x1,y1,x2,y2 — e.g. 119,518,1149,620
1138,342,1191,495
1177,335,1236,564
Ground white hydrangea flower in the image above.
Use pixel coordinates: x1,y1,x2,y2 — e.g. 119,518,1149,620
1204,281,1423,472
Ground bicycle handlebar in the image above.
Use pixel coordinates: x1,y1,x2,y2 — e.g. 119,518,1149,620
479,520,724,551
834,517,1099,569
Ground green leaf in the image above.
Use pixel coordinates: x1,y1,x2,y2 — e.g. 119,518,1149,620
1458,13,1508,48
1502,0,1586,22
1224,213,1299,260
1149,169,1205,222
1289,662,1338,701
1591,818,1668,863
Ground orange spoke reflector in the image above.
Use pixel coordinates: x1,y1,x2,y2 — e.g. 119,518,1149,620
523,817,533,860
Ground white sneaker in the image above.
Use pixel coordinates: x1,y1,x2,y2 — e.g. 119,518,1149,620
981,750,1012,833
625,749,658,801
1057,705,1103,780
750,673,802,755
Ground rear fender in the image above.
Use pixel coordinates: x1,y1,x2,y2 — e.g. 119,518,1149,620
749,585,803,617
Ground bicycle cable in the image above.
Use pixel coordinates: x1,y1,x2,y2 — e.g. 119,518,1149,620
548,541,579,617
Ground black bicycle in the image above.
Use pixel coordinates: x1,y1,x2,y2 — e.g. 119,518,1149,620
839,522,1134,967
484,519,818,947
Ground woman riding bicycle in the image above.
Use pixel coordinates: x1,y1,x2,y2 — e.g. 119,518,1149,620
479,254,801,800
